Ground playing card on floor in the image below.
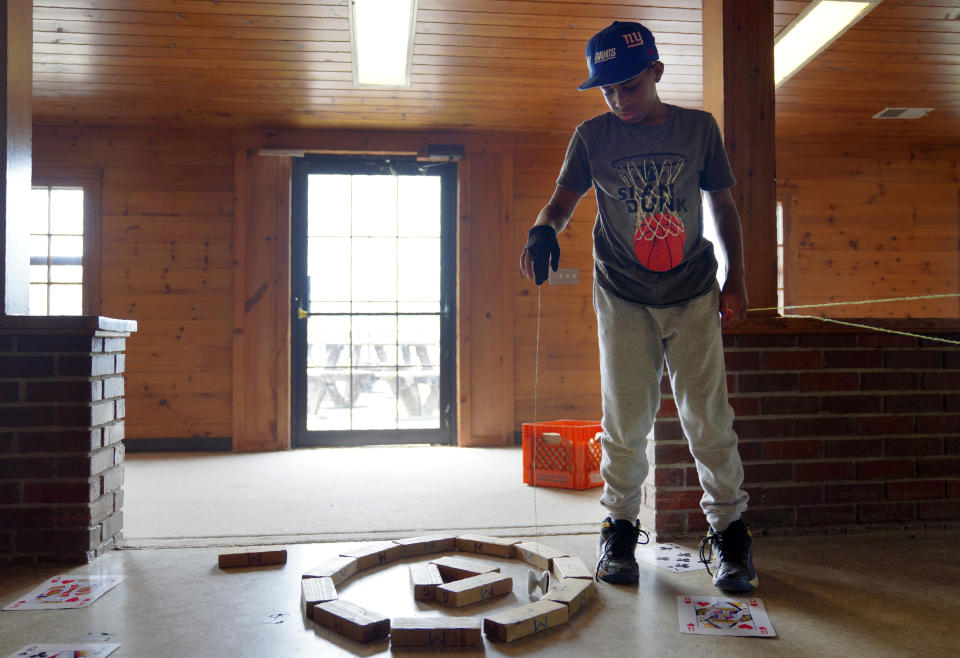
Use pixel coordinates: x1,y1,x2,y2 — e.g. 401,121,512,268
636,542,706,573
677,595,776,637
3,575,124,611
7,643,120,658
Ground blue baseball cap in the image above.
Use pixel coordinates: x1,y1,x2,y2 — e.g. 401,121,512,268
578,21,659,91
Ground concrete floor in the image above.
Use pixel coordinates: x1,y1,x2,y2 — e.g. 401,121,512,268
1,530,958,657
120,447,604,547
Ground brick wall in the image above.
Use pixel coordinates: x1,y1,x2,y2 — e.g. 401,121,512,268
0,317,136,564
648,325,960,539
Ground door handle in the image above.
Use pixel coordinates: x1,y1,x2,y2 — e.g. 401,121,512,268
297,306,308,320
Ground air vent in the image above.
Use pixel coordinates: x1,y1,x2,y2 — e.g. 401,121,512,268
873,107,934,120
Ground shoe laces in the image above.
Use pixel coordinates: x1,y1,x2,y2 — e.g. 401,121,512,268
594,520,650,581
698,523,746,577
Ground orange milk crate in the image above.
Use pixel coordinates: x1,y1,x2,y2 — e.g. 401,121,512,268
521,419,604,490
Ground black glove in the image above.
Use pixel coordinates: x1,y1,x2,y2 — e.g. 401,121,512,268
524,226,560,286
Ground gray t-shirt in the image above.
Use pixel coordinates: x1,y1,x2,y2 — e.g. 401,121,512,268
557,105,735,306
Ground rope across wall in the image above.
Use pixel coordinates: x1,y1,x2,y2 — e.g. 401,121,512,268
747,292,960,347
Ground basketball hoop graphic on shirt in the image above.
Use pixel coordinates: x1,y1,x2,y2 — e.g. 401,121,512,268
612,153,688,271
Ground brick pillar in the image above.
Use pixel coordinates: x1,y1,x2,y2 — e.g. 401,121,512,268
0,316,136,564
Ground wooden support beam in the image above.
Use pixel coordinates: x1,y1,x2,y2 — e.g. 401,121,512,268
702,0,778,314
0,0,32,314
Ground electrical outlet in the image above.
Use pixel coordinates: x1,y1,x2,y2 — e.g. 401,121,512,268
549,268,579,285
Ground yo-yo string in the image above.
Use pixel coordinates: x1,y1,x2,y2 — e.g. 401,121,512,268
531,285,543,552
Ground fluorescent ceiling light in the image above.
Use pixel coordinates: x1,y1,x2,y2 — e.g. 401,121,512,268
775,0,881,87
351,0,418,87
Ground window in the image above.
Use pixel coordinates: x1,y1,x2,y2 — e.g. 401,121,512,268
702,192,727,287
30,186,84,315
29,170,101,316
776,200,785,314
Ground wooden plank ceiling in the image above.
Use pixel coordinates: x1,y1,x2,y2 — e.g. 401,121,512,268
31,0,960,140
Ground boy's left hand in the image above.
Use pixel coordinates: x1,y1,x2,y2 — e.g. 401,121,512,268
719,278,748,328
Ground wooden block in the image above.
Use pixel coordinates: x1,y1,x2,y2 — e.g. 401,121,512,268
217,545,287,569
302,555,358,586
436,571,513,608
340,541,403,571
483,599,569,642
541,577,595,617
513,541,568,571
302,577,337,619
456,533,521,558
390,616,483,647
409,563,444,602
314,599,390,643
393,534,457,557
552,556,593,581
430,555,501,582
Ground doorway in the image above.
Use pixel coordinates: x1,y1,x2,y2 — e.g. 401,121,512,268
291,156,456,447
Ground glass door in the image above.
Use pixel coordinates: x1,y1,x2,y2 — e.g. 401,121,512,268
291,156,456,446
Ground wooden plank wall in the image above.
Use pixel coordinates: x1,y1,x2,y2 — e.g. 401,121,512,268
511,130,960,431
778,138,960,318
34,126,522,448
232,150,291,451
458,151,516,446
32,127,235,445
30,125,960,449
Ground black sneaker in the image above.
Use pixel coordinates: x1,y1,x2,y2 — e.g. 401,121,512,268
595,517,648,584
699,519,758,593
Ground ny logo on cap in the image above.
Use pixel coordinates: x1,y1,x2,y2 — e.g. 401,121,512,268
622,31,645,48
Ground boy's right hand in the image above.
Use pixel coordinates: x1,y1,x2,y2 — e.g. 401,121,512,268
522,226,561,285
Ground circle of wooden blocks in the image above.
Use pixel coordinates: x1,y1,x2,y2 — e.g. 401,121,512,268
390,617,482,648
409,563,444,602
430,555,501,581
541,577,595,617
217,545,287,569
483,599,569,642
552,555,593,580
514,541,569,571
301,577,337,620
340,541,403,570
301,532,593,646
302,555,358,586
435,571,513,608
314,599,390,643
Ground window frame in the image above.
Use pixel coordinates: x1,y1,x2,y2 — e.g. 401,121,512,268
290,155,458,447
776,188,797,318
31,167,103,316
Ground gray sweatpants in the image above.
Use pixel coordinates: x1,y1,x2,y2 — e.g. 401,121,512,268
594,282,748,532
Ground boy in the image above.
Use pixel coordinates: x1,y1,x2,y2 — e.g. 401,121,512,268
520,21,756,593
